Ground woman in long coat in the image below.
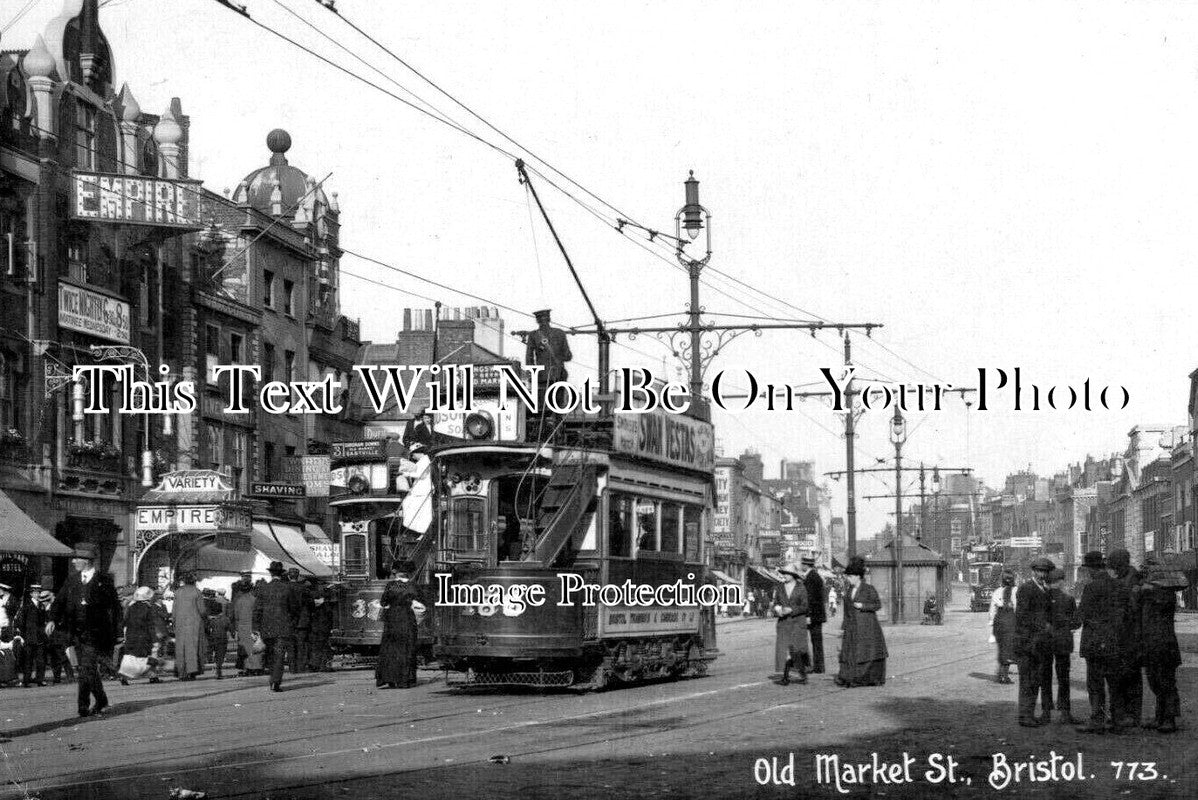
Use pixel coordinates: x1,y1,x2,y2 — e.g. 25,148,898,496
230,574,263,675
836,557,887,687
772,563,810,685
376,562,424,689
988,571,1017,684
121,587,166,684
172,574,207,680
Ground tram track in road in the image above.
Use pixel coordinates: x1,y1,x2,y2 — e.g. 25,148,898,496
24,626,995,798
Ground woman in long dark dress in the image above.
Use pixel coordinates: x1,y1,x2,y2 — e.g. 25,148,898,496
772,563,810,685
376,562,424,689
988,570,1017,684
836,557,887,687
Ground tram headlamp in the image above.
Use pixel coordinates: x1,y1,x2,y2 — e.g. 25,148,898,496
464,410,495,440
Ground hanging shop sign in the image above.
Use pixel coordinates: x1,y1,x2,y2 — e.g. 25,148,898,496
249,482,307,499
58,282,130,343
281,455,330,497
70,171,203,229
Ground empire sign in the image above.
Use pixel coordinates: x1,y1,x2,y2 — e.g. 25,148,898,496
70,171,203,229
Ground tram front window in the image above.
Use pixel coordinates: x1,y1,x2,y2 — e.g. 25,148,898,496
493,474,547,561
449,497,486,555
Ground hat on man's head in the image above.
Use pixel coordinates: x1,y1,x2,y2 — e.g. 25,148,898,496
239,570,253,578
267,561,286,575
0,582,12,593
390,560,417,576
844,556,867,577
1082,551,1106,570
27,583,41,592
286,567,300,576
800,556,817,567
1030,556,1055,573
38,590,54,603
133,586,154,602
73,543,98,561
778,562,802,578
533,309,552,322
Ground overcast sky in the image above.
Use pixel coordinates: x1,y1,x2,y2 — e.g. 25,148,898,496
8,0,1197,538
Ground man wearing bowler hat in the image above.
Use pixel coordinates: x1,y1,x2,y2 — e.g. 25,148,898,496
48,544,121,717
1076,551,1132,734
1013,556,1056,726
253,561,301,692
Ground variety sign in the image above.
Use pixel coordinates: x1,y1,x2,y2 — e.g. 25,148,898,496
70,171,203,229
58,283,130,343
612,407,714,472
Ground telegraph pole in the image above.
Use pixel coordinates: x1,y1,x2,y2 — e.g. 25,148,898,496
844,333,858,559
891,405,905,623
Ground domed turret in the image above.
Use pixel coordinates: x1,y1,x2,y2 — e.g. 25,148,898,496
23,35,58,79
153,107,182,145
232,128,328,217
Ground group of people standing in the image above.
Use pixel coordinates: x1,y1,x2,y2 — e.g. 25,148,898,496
0,577,76,687
772,555,887,688
990,549,1183,734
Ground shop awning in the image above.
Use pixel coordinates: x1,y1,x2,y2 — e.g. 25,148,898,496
709,569,738,585
0,492,74,556
251,522,335,578
302,523,333,545
748,565,783,584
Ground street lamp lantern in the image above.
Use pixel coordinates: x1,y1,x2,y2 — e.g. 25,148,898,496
931,467,941,494
681,171,704,239
889,413,907,444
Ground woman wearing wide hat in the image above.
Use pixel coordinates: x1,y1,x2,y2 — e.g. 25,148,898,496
836,556,888,687
772,563,810,685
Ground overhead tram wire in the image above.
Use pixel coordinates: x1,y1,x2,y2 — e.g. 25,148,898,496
308,0,646,227
217,2,907,383
267,0,473,134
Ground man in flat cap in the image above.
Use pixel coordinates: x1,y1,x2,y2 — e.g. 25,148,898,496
524,310,572,431
1013,556,1056,726
1076,551,1132,734
525,309,572,385
48,544,121,717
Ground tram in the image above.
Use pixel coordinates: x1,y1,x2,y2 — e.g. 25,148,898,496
432,405,720,690
968,560,1004,612
327,438,438,664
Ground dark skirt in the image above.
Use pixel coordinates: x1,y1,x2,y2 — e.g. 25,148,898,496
376,609,418,687
838,656,886,686
993,608,1016,665
775,615,810,671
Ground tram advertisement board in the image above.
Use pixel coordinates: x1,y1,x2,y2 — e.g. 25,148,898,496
612,407,714,472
